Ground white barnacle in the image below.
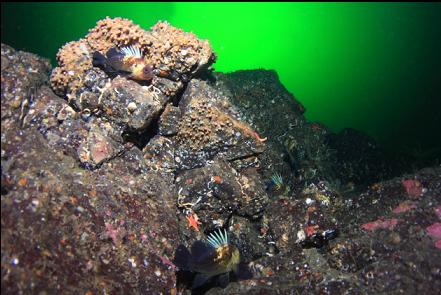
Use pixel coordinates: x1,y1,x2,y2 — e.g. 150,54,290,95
212,219,225,227
305,198,314,205
11,257,19,266
79,42,90,56
128,257,137,268
66,93,76,104
127,102,137,113
295,229,306,243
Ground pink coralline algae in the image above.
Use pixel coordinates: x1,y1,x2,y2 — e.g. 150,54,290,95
426,223,441,250
361,218,399,232
159,255,177,270
401,179,423,198
105,222,126,245
392,201,416,214
426,223,441,240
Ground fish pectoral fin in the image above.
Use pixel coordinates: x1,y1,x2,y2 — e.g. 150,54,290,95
105,57,126,72
217,272,230,288
192,273,210,289
191,241,217,265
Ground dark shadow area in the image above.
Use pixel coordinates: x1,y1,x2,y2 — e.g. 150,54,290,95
122,117,160,151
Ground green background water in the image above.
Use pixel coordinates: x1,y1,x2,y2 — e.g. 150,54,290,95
2,2,440,158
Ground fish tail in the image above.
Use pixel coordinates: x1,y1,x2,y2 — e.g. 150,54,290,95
173,244,193,271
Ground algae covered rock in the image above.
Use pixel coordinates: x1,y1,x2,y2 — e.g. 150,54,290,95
51,17,216,97
174,79,266,170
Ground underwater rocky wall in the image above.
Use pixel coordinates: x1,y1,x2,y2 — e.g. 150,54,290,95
1,18,440,294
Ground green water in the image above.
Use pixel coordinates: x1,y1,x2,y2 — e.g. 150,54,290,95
2,2,440,157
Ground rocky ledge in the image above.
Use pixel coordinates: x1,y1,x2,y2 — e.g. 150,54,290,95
1,18,440,295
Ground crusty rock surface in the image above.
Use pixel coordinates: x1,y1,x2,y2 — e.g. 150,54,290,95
1,44,179,294
2,20,440,294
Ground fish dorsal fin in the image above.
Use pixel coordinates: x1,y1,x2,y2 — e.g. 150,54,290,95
206,228,228,249
121,45,143,58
